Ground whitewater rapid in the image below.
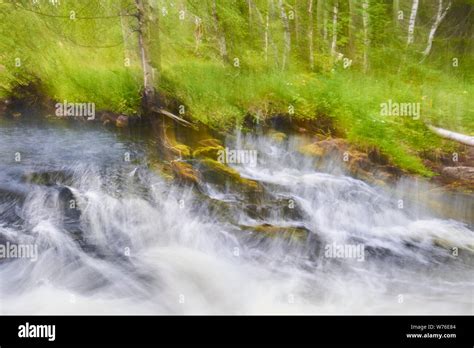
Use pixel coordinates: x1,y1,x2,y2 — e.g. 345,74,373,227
0,120,473,314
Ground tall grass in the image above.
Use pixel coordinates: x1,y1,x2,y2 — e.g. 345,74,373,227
0,0,472,175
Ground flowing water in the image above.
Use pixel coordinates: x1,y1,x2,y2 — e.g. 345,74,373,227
0,117,473,314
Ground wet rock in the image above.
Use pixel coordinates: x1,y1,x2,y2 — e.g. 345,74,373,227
171,143,191,158
299,138,349,158
170,160,200,185
240,223,310,241
100,112,129,128
299,143,325,157
199,158,261,192
0,101,7,115
198,138,222,147
57,186,81,221
349,152,373,172
442,166,474,181
316,138,349,154
268,131,287,142
243,196,305,221
116,115,129,128
192,145,224,160
149,160,174,181
22,170,74,186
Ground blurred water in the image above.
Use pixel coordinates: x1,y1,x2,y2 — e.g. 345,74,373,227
0,119,472,314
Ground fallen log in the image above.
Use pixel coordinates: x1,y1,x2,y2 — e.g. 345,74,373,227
151,106,195,128
428,125,474,147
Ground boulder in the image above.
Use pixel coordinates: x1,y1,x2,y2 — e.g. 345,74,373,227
116,115,129,128
442,166,474,181
199,158,260,192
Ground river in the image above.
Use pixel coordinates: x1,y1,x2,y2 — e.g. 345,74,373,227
0,116,472,314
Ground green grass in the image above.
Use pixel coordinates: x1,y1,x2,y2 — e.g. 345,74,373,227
0,0,472,176
160,61,467,175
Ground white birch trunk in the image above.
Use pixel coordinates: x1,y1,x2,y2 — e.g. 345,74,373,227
279,0,291,70
135,0,155,104
330,0,338,57
265,3,270,63
407,0,419,45
323,2,328,42
362,0,369,72
421,0,451,60
429,126,474,147
308,0,314,70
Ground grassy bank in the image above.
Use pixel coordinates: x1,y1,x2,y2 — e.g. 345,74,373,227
0,0,473,175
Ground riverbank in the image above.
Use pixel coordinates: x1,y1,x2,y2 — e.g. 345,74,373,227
1,90,473,198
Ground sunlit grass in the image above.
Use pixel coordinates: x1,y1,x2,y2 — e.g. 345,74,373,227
0,0,472,176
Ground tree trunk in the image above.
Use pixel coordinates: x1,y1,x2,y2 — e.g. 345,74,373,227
308,0,314,70
362,0,369,72
348,0,356,54
294,2,299,44
279,0,291,70
330,0,338,57
212,0,228,61
393,0,399,27
407,0,419,45
265,1,270,63
135,0,156,106
323,1,328,42
429,125,474,147
316,0,323,38
421,0,451,61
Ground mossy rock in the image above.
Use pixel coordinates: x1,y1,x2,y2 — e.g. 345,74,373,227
241,223,309,241
22,170,74,186
200,158,260,191
149,161,174,181
170,160,199,184
192,145,224,160
171,143,192,158
269,131,287,142
198,138,222,147
299,143,325,157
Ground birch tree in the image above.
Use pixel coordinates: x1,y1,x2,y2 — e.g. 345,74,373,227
407,0,419,45
265,2,270,63
421,0,452,61
362,0,369,72
293,2,300,44
279,0,291,70
330,0,338,58
308,0,314,70
348,0,357,54
323,1,328,42
135,0,157,106
316,0,323,39
393,0,399,27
